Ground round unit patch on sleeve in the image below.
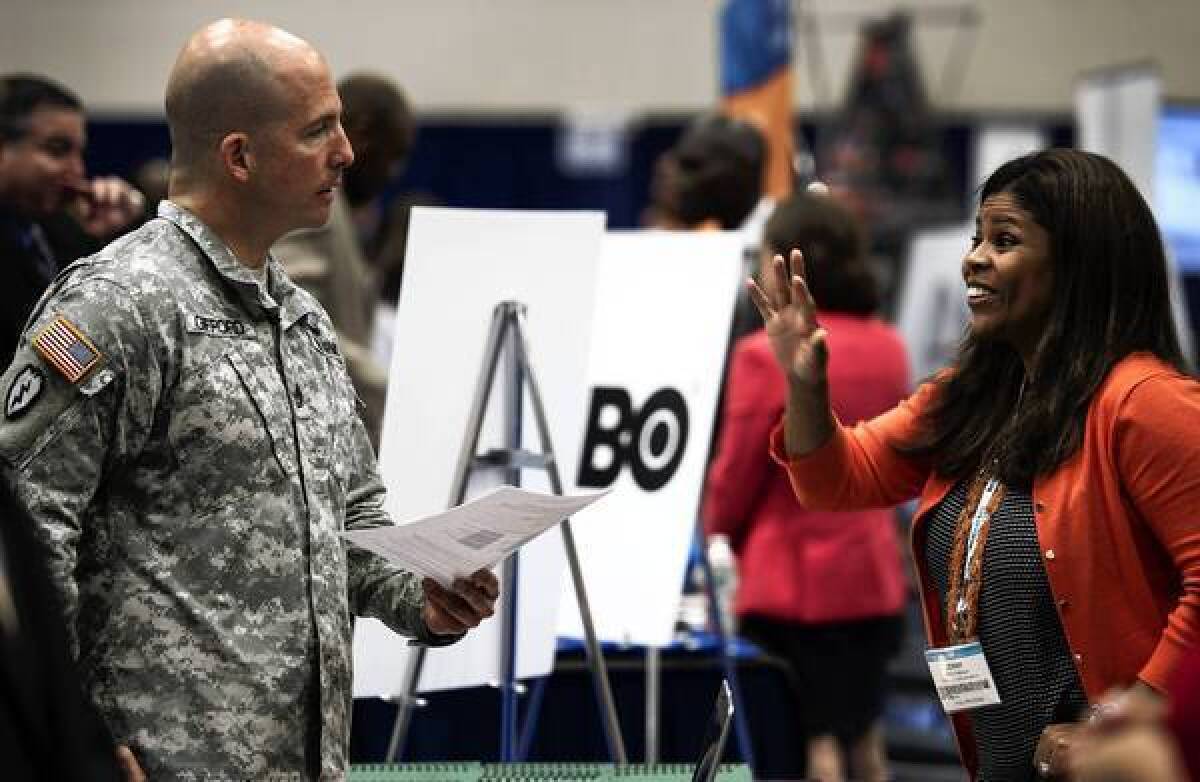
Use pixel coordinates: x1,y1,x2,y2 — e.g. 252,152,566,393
5,365,45,419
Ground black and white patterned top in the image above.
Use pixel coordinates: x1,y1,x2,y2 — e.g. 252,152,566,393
924,480,1089,781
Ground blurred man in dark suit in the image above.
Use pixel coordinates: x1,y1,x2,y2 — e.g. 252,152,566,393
0,74,143,367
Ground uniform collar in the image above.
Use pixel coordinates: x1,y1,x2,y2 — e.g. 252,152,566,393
157,200,319,329
267,249,322,332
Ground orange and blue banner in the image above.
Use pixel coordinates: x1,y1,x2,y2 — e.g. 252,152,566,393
720,0,795,199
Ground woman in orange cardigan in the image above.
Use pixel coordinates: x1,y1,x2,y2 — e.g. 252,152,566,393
748,148,1200,781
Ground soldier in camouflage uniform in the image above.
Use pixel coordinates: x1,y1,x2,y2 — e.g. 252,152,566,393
0,19,498,781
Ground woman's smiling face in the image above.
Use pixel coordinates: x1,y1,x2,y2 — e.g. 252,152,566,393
963,191,1056,366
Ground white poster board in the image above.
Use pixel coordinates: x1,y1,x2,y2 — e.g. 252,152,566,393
1075,64,1160,199
556,231,744,647
896,225,973,386
353,207,606,697
972,124,1047,194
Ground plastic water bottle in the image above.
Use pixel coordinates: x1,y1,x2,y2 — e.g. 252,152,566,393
706,534,738,637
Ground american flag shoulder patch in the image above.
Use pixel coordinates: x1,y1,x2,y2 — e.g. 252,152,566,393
33,315,103,384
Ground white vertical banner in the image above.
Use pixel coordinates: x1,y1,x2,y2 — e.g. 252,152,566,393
972,124,1047,194
1075,65,1194,364
557,231,744,648
354,207,606,697
1075,64,1160,200
896,225,973,386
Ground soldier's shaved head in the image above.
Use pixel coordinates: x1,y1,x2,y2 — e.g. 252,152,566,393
164,19,323,179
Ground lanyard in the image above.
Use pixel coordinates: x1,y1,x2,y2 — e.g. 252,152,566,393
946,473,1006,643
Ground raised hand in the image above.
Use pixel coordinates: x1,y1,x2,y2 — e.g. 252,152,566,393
746,248,829,389
746,247,835,455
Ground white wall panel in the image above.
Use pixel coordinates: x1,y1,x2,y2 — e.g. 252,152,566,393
2,1,1200,116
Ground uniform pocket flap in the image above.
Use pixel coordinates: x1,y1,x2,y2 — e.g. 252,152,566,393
226,350,297,477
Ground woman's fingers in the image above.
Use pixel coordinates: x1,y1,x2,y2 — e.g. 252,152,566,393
791,275,812,328
746,277,774,323
790,262,818,322
1034,723,1081,778
771,253,792,308
753,247,829,384
789,248,805,279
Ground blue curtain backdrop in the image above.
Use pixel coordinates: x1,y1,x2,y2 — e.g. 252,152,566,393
83,115,1054,230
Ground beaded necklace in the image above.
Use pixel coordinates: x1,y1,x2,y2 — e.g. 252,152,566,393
943,379,1027,644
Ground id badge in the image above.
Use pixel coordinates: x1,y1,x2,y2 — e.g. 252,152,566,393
925,641,1002,713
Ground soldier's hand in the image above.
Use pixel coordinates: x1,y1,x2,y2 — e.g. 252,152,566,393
421,569,499,636
115,745,146,782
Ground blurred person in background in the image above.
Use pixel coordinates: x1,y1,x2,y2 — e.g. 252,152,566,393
1066,669,1191,782
129,155,171,226
643,112,767,235
752,149,1200,780
1063,640,1200,781
657,113,774,346
703,189,909,782
644,112,775,471
815,11,958,315
0,74,144,367
273,72,415,448
338,72,420,307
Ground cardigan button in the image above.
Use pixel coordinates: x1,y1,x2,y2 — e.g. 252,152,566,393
1057,598,1069,610
1073,652,1083,664
1045,549,1056,560
1035,502,1046,513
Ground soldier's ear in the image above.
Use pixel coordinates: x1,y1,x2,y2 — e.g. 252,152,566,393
219,132,252,183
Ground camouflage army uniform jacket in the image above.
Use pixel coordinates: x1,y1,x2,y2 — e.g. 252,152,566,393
0,201,445,780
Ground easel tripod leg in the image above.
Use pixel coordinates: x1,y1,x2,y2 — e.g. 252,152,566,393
696,528,756,769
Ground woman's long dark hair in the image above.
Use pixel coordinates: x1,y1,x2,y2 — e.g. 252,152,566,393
903,148,1186,485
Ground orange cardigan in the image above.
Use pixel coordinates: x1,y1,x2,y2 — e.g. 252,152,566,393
770,353,1200,776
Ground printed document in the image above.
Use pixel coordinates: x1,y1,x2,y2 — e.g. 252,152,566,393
341,486,608,586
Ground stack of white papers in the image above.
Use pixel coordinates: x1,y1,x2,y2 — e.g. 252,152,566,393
341,486,608,586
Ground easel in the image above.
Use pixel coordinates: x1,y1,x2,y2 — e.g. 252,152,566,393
690,526,755,768
640,527,754,768
386,301,628,763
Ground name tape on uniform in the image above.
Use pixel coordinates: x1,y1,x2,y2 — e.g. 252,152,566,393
187,313,255,340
